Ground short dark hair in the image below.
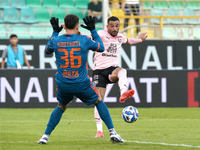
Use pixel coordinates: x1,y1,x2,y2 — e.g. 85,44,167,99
64,14,79,29
107,16,120,24
10,34,18,38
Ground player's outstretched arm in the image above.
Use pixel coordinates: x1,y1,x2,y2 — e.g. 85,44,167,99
45,17,62,54
126,32,148,45
81,16,104,52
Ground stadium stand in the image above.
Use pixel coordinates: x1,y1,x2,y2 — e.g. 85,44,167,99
59,0,75,9
68,8,84,23
0,24,7,39
29,26,48,39
3,7,20,23
51,8,66,23
0,0,199,40
166,9,183,24
26,0,42,8
35,8,50,22
183,9,199,24
20,7,38,23
169,0,184,9
11,26,31,39
185,0,200,9
75,0,90,9
43,0,58,8
11,0,26,9
0,10,4,23
142,2,152,9
150,9,164,24
0,0,10,8
153,0,168,9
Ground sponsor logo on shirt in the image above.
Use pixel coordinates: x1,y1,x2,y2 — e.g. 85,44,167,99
102,53,117,57
107,43,117,54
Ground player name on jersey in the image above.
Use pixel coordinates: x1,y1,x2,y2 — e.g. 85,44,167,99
57,41,80,47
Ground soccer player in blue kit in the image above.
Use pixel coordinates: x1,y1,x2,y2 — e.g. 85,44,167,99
38,14,124,144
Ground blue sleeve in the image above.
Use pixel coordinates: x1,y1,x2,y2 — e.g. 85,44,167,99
45,31,59,54
87,29,104,52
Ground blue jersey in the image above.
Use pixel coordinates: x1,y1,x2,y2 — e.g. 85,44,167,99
45,29,104,83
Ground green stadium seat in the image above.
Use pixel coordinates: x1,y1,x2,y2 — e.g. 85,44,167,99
11,0,26,9
51,9,66,23
193,27,200,40
68,8,84,23
75,0,90,9
11,26,31,39
185,0,200,9
142,2,152,9
4,7,20,23
183,9,199,24
150,9,166,24
153,0,168,9
43,0,58,8
166,9,182,24
26,0,42,8
0,25,7,39
0,0,10,8
162,27,178,39
35,8,50,22
59,0,75,9
29,26,48,39
20,7,37,23
169,0,185,9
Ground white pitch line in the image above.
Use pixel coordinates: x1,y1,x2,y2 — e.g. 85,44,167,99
126,140,200,148
1,119,199,123
1,139,200,148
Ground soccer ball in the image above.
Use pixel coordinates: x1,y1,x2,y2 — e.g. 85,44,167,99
122,106,139,123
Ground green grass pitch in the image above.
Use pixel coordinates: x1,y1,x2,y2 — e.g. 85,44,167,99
1,107,200,150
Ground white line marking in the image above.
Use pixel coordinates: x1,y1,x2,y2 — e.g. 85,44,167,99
1,139,200,148
1,119,199,123
126,140,200,148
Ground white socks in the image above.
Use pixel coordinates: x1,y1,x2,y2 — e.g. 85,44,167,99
94,106,103,132
117,69,128,95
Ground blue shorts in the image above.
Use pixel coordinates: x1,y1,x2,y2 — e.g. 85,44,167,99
56,77,99,106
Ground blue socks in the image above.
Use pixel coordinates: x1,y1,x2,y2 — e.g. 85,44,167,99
96,100,114,130
45,106,64,135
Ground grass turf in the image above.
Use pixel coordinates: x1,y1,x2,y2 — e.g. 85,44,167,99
0,108,200,150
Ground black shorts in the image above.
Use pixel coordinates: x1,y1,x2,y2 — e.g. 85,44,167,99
92,66,118,88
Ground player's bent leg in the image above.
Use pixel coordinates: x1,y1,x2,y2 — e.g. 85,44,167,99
112,68,135,103
38,102,69,144
119,89,135,103
94,98,124,143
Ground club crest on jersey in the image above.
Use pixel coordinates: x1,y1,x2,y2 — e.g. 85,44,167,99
94,75,99,79
118,39,122,43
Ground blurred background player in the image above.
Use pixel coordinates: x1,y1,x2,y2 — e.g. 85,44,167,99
38,15,124,144
1,34,30,69
88,0,102,23
90,16,147,138
121,0,144,35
